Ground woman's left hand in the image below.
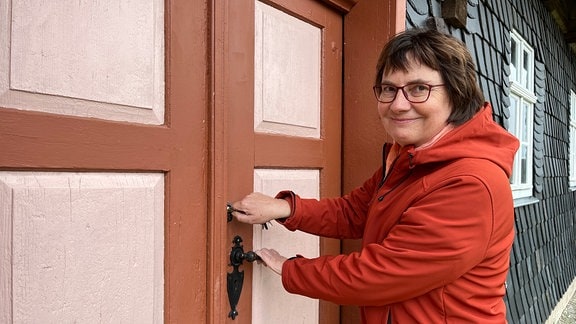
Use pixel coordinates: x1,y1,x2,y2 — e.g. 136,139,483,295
256,248,287,275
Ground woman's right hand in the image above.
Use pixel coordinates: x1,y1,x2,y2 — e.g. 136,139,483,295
230,192,291,225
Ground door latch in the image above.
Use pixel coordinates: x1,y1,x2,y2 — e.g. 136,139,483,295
227,235,261,320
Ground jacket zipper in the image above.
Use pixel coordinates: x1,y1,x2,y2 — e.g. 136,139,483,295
376,152,414,202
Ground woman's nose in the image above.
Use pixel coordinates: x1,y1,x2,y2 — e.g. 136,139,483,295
388,90,411,112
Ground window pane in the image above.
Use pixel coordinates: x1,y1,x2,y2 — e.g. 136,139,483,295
571,127,576,178
522,49,530,89
511,40,518,82
571,91,576,185
572,90,576,119
521,157,527,183
520,145,528,184
521,101,529,141
509,95,517,134
511,153,519,184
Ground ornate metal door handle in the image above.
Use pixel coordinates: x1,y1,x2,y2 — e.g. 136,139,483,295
227,235,261,319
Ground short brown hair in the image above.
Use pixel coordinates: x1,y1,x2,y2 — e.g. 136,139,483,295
375,28,484,125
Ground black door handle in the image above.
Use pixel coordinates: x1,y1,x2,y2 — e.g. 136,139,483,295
227,235,260,320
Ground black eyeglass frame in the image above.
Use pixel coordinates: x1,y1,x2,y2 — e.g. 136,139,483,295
372,83,445,103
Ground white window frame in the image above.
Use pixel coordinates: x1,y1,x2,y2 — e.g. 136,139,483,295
508,30,536,200
570,90,576,189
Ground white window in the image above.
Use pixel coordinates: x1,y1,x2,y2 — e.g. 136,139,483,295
508,31,536,200
570,90,576,188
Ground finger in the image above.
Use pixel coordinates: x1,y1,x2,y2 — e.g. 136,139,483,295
229,202,247,215
255,248,274,261
255,248,269,256
257,249,281,263
258,249,285,275
233,212,258,225
254,249,269,266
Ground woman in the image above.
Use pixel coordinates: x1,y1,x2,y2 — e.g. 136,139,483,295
231,28,519,323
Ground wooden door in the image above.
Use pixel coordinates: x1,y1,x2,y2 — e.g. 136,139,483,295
210,0,343,323
0,1,208,322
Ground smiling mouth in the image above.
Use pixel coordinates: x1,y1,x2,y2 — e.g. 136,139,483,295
390,117,417,124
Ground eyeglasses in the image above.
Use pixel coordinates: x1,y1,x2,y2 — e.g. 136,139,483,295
372,83,445,103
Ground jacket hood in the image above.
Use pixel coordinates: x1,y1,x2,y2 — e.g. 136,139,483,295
406,103,520,177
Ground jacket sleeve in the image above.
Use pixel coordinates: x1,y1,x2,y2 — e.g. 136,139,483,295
281,175,506,306
276,167,383,240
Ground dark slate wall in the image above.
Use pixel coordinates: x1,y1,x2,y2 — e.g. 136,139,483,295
406,0,576,322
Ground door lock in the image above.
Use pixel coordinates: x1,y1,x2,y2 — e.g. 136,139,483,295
227,235,261,319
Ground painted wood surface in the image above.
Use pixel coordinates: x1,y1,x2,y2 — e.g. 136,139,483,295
252,169,320,324
0,172,164,323
0,0,165,124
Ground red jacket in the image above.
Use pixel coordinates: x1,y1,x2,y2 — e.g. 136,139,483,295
278,104,520,323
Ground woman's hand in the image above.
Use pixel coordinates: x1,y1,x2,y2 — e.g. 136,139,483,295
230,192,291,225
256,248,287,275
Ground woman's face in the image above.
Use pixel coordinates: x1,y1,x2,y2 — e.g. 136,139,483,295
377,59,452,147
